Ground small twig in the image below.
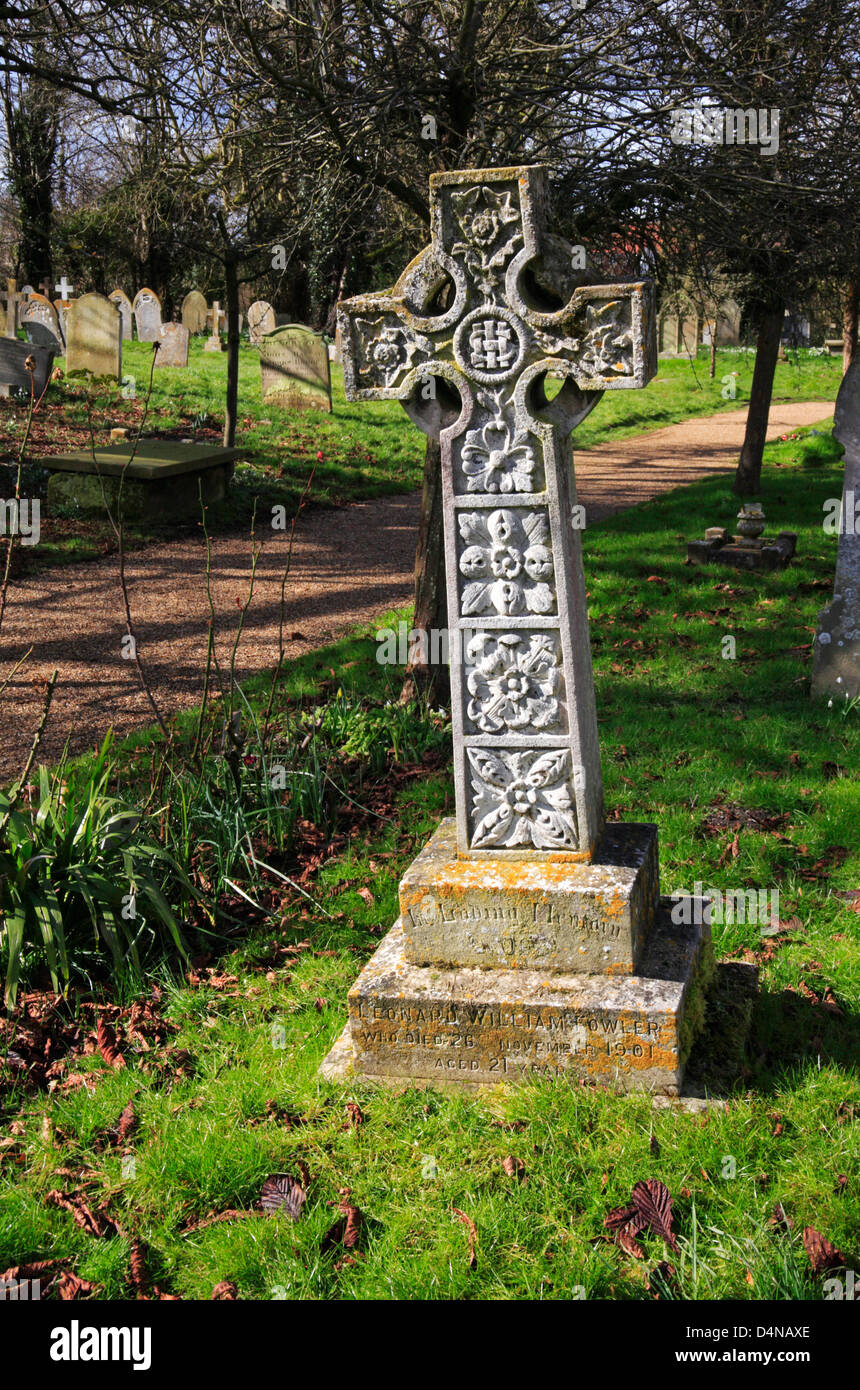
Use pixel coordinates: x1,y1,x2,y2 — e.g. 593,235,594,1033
0,668,58,835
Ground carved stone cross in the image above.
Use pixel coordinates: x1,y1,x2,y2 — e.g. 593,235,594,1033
2,279,23,339
338,166,656,858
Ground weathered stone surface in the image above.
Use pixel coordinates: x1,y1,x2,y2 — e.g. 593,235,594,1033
247,299,276,344
338,165,656,858
65,293,122,380
133,288,162,341
322,165,716,1097
53,299,72,346
0,337,56,397
399,817,658,974
21,294,62,352
687,531,797,570
3,279,23,338
44,442,239,522
260,324,332,411
155,321,190,368
109,289,133,340
812,357,860,699
181,290,209,334
320,901,713,1094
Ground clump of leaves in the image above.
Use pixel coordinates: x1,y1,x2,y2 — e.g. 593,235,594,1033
0,733,190,1004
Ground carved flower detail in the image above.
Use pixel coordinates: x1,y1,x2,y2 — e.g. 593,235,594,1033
468,748,577,850
461,415,537,493
466,632,561,733
579,300,633,378
356,318,417,387
450,185,523,296
458,509,555,615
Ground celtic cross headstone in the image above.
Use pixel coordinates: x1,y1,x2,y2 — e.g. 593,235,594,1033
324,166,713,1094
339,165,654,858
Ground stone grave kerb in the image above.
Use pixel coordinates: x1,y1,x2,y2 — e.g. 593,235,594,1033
338,165,657,860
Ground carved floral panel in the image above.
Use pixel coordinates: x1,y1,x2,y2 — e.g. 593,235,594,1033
457,508,556,616
467,747,578,850
464,631,565,735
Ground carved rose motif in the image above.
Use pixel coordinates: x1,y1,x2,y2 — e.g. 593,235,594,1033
466,632,561,733
578,300,633,377
450,185,523,297
356,318,417,387
468,748,577,850
460,412,538,493
458,509,555,615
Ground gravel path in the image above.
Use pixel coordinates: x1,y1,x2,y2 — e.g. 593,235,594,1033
0,400,832,776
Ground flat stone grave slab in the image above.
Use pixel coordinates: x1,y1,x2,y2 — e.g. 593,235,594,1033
44,441,240,522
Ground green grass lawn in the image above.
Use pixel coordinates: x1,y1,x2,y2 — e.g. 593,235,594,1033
0,342,842,575
0,423,857,1301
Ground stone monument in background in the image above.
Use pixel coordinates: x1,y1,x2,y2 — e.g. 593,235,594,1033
812,357,860,700
133,288,162,341
65,293,122,380
323,165,713,1094
259,323,331,411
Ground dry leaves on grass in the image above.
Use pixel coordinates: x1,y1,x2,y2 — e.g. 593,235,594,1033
604,1179,679,1257
502,1155,527,1182
453,1208,478,1269
802,1227,851,1277
211,1280,238,1299
321,1193,364,1256
45,1189,123,1239
260,1172,308,1221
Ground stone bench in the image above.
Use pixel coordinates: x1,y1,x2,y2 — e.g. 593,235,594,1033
44,442,241,523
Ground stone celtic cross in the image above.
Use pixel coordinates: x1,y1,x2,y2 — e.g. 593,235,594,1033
338,166,656,859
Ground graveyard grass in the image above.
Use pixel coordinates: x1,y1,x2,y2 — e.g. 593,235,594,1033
1,425,858,1301
0,344,844,574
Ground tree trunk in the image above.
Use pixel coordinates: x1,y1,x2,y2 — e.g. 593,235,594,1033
400,437,449,707
709,325,717,379
223,253,240,448
842,279,858,377
732,303,784,497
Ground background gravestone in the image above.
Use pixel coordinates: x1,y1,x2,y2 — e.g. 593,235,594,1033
181,290,208,334
109,289,133,340
53,299,72,346
65,293,122,380
812,357,860,700
0,338,56,397
259,324,332,412
156,321,190,368
247,300,276,344
17,285,34,329
22,295,63,352
133,288,162,341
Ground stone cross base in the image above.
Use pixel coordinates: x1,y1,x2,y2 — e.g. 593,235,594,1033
320,822,713,1095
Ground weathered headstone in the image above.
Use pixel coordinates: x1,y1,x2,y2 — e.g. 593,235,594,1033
156,321,190,368
133,288,162,341
259,324,331,412
181,290,209,335
322,165,712,1095
812,357,860,700
53,299,72,347
17,286,35,329
21,294,63,352
64,293,122,380
247,299,276,344
203,300,225,352
109,289,134,340
0,338,56,398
